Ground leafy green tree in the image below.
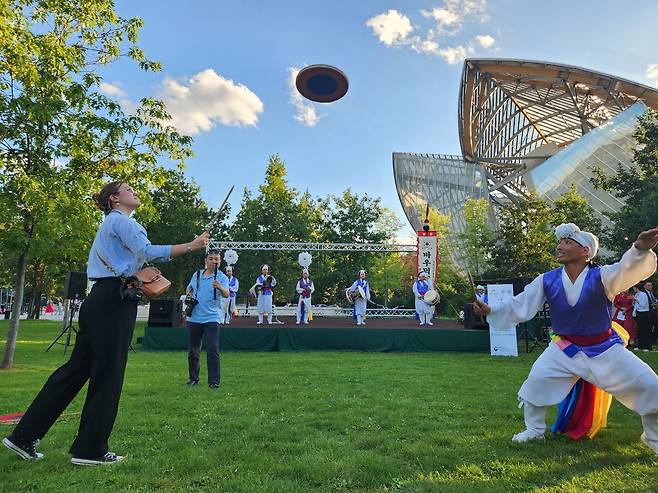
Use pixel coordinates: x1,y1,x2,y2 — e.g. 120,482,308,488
230,155,321,306
592,109,658,256
489,193,557,278
458,198,496,277
136,169,229,296
550,184,603,240
0,1,192,368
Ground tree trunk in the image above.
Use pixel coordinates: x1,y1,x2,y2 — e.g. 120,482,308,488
1,252,28,369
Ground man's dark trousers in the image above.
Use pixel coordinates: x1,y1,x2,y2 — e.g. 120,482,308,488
187,322,220,385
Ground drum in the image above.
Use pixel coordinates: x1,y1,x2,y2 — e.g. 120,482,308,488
423,289,440,306
345,285,366,303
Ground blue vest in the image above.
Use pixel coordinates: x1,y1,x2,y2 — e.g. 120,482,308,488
542,266,611,336
415,280,429,295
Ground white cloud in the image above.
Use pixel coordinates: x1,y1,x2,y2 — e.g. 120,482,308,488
99,82,127,98
367,2,496,65
288,67,324,127
366,9,413,46
159,68,264,135
438,45,473,64
422,0,488,35
475,34,495,49
647,64,658,87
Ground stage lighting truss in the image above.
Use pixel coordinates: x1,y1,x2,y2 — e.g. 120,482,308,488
208,240,417,253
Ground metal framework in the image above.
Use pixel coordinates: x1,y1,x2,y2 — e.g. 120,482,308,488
208,240,417,253
458,58,658,202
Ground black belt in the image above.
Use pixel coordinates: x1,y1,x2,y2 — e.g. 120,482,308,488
90,277,122,283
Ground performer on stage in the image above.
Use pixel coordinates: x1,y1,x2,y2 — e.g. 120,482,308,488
185,249,229,389
474,223,658,455
348,269,371,325
222,266,239,325
3,181,208,465
413,271,435,326
255,264,277,325
475,285,488,304
296,269,315,325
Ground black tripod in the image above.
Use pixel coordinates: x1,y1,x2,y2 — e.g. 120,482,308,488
518,304,551,353
46,299,78,353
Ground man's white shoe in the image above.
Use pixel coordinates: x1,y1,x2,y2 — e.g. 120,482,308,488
511,429,545,443
641,432,658,455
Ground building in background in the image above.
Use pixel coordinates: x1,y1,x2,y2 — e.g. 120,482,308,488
394,59,658,236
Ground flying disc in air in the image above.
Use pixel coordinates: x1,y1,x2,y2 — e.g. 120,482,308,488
295,64,349,103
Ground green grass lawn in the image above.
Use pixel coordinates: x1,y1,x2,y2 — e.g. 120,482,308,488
1,320,658,492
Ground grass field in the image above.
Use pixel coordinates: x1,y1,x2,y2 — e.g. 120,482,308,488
1,320,657,492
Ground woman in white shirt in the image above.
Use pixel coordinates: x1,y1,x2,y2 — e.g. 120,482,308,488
633,284,653,351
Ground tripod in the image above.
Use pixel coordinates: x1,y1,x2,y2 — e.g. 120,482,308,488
518,304,551,353
46,299,78,353
45,298,137,354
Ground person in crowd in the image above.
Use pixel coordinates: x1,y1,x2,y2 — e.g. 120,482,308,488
295,268,315,325
222,265,239,325
475,285,488,304
643,280,658,341
413,271,435,326
612,288,636,345
347,270,370,326
3,181,208,465
184,249,229,389
255,264,277,325
633,283,653,351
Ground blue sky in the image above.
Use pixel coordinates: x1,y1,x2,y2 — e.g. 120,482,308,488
103,1,658,240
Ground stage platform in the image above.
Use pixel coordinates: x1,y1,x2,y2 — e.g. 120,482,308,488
141,316,491,353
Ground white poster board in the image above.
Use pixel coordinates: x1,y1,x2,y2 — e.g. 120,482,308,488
487,283,518,357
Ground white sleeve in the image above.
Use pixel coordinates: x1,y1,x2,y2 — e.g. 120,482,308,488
296,281,303,294
230,279,239,293
271,276,277,287
486,274,546,327
310,282,315,294
600,245,657,301
412,282,419,296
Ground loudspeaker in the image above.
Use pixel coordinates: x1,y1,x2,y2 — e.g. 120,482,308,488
148,298,183,327
463,303,489,330
64,272,87,300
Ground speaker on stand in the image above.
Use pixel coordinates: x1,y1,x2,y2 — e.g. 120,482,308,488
47,272,87,353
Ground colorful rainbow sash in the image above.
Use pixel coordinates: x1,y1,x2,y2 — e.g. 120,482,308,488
550,322,629,440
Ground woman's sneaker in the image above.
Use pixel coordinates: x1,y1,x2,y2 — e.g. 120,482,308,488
3,436,44,460
71,452,124,466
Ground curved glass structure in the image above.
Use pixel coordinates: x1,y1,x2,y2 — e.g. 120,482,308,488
393,153,488,234
394,58,658,237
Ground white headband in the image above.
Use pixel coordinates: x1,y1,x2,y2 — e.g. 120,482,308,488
555,223,599,259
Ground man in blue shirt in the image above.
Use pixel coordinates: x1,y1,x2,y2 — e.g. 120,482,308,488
185,249,229,389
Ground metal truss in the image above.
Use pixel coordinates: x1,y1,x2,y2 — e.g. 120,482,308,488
236,305,418,318
208,240,417,253
458,58,658,203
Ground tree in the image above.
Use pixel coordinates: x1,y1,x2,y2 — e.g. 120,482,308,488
592,109,658,256
489,193,557,278
230,155,321,306
458,198,496,277
136,169,229,296
550,184,603,240
0,1,192,368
